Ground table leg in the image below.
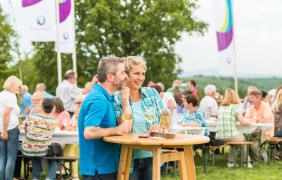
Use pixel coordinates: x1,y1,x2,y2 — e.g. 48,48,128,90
124,147,133,180
118,145,130,180
178,151,188,180
183,145,196,180
152,147,161,180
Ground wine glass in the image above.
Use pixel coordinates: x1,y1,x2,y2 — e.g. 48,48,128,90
160,110,171,133
62,118,68,130
176,113,183,126
145,107,156,129
70,120,76,131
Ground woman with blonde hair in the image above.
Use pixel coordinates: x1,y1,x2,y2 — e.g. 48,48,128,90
271,89,282,137
216,88,255,168
64,95,85,180
0,76,22,179
114,56,165,179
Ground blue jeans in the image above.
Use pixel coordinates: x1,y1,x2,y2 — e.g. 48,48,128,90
275,130,282,137
130,157,152,180
32,158,58,180
0,127,20,180
83,171,117,180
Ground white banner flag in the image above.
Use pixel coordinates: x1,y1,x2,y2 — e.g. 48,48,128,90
21,0,56,42
213,0,236,76
56,0,75,54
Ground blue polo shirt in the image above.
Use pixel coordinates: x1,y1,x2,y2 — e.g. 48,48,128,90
20,92,32,115
78,84,120,176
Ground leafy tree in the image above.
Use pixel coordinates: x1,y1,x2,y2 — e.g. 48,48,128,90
0,6,16,87
32,0,207,92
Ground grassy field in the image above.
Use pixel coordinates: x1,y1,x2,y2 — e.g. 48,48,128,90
162,151,282,180
24,150,282,179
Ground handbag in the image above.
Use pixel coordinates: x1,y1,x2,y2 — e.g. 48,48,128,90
47,143,63,157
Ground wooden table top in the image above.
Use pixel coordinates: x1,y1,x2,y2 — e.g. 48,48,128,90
103,133,210,146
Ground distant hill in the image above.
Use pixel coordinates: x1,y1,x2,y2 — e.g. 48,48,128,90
180,68,282,78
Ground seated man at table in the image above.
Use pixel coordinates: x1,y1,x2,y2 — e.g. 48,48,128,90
199,84,218,119
244,90,274,165
21,98,58,179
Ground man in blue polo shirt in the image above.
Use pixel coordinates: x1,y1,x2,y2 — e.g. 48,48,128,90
78,56,132,180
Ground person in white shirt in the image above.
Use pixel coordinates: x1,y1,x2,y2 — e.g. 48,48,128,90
56,70,82,117
56,70,97,117
199,84,218,119
0,76,22,180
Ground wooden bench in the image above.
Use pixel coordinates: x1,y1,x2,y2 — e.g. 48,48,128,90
18,155,78,179
226,141,253,168
202,145,225,173
266,137,282,164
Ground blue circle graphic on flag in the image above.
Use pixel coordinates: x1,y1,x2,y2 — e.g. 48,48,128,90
226,57,232,64
36,16,45,25
63,32,69,40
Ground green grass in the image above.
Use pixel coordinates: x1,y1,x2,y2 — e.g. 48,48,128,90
162,152,282,180
23,151,282,180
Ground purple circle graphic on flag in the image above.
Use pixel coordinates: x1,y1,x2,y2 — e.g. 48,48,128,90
36,16,45,25
59,0,71,23
63,32,69,40
22,0,42,7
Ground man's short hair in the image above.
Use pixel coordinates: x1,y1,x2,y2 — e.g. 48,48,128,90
36,83,46,91
64,70,77,80
150,84,162,94
42,98,54,114
186,94,199,107
189,80,196,87
21,85,28,92
204,84,216,95
249,90,262,98
183,90,193,96
97,55,125,83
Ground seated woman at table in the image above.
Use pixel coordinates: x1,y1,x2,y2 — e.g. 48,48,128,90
114,56,165,180
271,89,282,137
64,95,85,180
51,97,71,130
216,88,255,168
181,94,209,136
21,98,58,179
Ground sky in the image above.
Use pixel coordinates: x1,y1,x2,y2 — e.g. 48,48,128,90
175,0,282,77
2,0,282,77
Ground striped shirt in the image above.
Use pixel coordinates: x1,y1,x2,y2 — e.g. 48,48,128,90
216,104,242,139
22,114,57,157
182,108,209,136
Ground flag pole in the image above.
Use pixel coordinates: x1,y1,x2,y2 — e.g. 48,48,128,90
56,0,62,85
231,0,238,93
72,0,77,73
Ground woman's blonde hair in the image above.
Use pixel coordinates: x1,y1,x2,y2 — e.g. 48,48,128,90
125,56,147,74
272,89,282,112
3,76,22,92
221,88,240,106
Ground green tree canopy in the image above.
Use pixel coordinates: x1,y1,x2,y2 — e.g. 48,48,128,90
31,0,207,93
0,6,16,86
